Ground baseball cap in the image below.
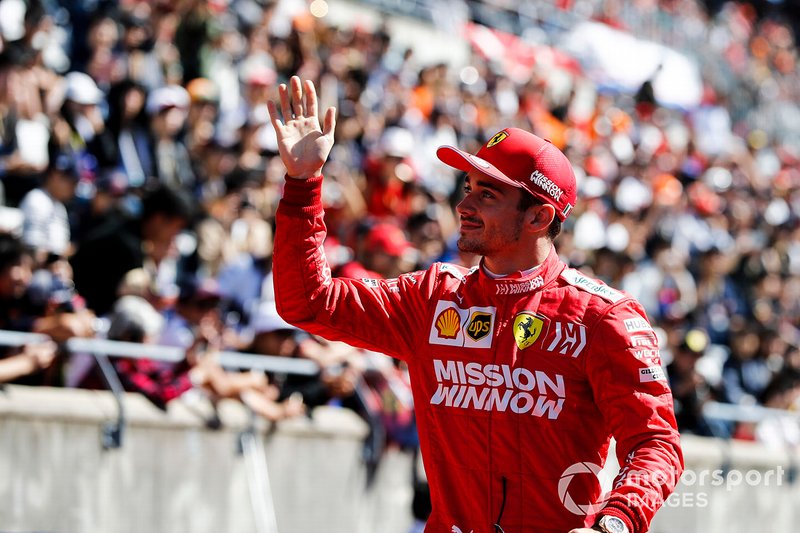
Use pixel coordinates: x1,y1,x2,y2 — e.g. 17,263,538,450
64,71,104,105
437,128,577,220
48,152,80,180
250,301,298,335
177,276,222,304
146,85,190,115
186,78,219,104
366,223,411,257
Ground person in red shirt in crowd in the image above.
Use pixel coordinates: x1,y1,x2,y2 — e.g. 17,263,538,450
337,222,416,280
267,77,682,533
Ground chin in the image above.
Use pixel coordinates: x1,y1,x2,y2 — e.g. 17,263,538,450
457,237,484,256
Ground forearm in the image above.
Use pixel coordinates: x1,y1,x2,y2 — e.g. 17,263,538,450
0,353,38,383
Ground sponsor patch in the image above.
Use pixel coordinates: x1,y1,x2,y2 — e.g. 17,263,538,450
623,317,653,333
486,130,508,148
362,278,380,288
435,307,461,339
560,269,624,303
439,263,467,282
431,359,566,420
496,276,544,295
429,301,495,349
639,366,666,383
629,332,657,347
513,312,548,350
466,311,492,341
546,322,587,358
530,170,563,201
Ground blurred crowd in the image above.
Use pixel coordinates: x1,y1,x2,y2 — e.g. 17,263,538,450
1,0,800,463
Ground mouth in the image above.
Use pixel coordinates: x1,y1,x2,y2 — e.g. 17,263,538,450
460,217,482,231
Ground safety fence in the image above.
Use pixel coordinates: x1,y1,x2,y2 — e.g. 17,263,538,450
0,328,326,533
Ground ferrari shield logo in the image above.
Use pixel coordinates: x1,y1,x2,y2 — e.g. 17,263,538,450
487,130,508,148
513,312,546,350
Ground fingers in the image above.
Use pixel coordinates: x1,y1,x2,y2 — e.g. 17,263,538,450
304,79,318,118
267,100,283,131
278,82,292,122
323,106,336,137
290,76,304,118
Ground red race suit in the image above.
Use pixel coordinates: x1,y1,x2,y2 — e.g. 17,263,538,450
274,176,683,533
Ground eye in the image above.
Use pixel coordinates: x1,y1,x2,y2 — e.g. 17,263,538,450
481,190,495,199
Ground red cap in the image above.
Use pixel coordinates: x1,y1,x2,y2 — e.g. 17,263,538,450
367,223,411,257
437,128,577,220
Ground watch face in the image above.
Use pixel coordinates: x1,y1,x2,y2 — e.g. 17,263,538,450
601,516,628,533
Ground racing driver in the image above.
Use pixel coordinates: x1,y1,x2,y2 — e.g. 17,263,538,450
267,77,683,533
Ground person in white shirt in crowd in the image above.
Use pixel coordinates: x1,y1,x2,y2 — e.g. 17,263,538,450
19,152,79,265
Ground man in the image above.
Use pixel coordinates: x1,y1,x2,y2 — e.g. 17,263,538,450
268,77,682,533
19,152,79,264
70,184,195,315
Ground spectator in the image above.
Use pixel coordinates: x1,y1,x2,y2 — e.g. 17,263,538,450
337,222,416,280
101,79,153,188
722,326,774,405
70,184,195,315
18,151,79,263
755,370,800,449
54,71,109,172
147,85,195,190
0,232,94,386
667,328,722,436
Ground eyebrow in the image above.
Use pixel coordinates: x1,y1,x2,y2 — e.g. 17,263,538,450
465,176,504,194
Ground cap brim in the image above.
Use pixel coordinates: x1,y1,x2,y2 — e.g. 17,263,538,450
436,145,522,189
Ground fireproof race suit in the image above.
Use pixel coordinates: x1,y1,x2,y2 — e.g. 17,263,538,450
274,176,684,533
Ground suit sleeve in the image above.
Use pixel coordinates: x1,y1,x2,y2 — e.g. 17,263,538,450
585,299,684,533
273,175,435,361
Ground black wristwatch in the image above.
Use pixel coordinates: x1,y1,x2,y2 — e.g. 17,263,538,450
595,515,630,533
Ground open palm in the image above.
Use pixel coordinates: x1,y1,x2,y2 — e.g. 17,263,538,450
267,76,336,180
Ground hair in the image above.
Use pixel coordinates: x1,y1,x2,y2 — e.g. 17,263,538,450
140,184,196,222
517,193,562,240
0,233,31,273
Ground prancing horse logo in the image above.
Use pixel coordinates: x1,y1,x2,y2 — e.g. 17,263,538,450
513,312,547,350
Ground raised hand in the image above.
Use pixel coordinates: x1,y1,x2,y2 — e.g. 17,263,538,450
267,76,336,180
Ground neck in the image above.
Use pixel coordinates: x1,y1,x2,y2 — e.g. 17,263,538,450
482,239,552,276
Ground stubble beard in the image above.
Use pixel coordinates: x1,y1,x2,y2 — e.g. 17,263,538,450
456,213,525,256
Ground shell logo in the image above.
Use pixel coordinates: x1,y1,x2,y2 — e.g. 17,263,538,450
435,308,461,339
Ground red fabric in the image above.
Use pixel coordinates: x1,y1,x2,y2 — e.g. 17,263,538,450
274,176,683,533
114,357,193,409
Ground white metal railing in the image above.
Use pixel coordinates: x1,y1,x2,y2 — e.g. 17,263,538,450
702,401,800,424
0,328,322,533
0,330,320,374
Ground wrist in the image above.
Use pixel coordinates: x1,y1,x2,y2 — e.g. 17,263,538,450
595,514,631,533
287,169,323,180
281,174,324,213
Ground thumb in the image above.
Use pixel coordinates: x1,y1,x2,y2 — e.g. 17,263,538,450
323,106,336,138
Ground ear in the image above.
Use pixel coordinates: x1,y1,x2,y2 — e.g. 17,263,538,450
524,204,556,235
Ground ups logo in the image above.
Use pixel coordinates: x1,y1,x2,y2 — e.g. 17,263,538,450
466,311,492,341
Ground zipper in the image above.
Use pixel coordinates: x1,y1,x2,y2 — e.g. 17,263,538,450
493,475,507,532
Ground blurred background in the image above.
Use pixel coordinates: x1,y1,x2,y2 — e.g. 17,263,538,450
1,0,800,532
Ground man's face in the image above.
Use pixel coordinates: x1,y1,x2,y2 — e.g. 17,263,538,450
0,256,33,299
455,170,528,257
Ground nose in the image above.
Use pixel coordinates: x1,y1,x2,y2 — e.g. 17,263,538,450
456,193,476,217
